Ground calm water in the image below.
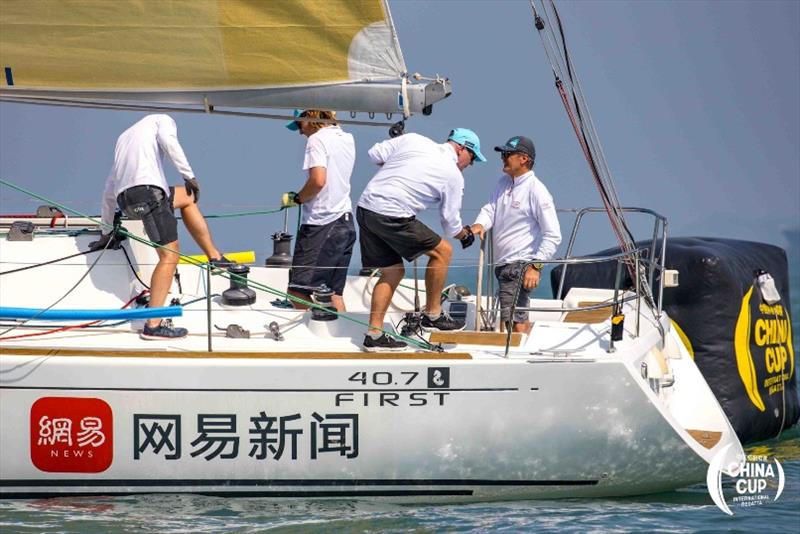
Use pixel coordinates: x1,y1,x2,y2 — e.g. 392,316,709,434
2,262,799,533
1,430,798,533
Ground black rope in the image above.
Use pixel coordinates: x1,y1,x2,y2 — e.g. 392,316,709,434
0,237,114,337
118,245,150,289
0,250,91,276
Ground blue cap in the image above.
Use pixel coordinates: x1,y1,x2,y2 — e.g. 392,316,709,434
285,109,303,131
447,128,487,162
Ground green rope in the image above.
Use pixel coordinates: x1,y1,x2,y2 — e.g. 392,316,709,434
0,178,439,352
184,207,286,220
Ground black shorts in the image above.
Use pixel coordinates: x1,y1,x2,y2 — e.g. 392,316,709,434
288,213,356,296
117,185,178,245
495,262,531,323
356,207,441,269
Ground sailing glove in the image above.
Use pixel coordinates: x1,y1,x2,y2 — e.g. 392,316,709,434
88,232,125,252
184,178,200,203
459,225,475,249
281,191,301,208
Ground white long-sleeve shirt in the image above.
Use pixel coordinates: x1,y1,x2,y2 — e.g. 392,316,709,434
357,133,464,237
301,126,355,226
100,114,194,232
473,170,561,264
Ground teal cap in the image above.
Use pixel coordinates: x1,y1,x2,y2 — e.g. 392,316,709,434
447,128,487,162
285,109,303,131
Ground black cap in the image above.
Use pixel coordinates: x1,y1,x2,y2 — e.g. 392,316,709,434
494,136,536,163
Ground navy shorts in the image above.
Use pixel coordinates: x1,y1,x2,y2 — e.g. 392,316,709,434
495,262,531,323
356,207,441,269
117,185,178,245
288,213,356,296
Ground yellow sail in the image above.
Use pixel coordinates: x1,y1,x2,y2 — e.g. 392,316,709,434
0,0,448,114
1,0,400,89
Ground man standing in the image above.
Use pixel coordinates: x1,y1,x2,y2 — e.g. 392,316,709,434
471,136,561,333
93,114,230,340
282,109,356,312
357,128,486,351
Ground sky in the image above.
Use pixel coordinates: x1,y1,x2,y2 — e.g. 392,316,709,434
1,0,798,275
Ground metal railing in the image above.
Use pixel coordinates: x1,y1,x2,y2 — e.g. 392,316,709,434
472,207,669,357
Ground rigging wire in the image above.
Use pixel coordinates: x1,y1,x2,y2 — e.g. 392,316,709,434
529,0,655,306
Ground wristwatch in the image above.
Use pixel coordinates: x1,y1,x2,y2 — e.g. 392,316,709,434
531,262,544,271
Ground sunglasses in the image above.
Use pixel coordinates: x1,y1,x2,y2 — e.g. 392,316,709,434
500,151,526,160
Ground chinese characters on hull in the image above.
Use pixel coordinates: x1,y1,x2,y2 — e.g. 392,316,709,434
134,412,359,461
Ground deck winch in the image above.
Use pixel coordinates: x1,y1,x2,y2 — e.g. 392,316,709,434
311,285,337,321
222,264,256,306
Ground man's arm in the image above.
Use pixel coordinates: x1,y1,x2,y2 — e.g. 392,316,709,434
440,173,465,238
367,137,400,166
296,167,327,204
99,172,117,235
532,188,562,260
155,116,195,180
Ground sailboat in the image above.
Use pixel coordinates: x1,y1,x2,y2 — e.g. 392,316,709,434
0,0,744,500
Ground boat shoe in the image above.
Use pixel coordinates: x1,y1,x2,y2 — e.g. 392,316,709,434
362,333,408,352
421,312,465,331
140,319,188,340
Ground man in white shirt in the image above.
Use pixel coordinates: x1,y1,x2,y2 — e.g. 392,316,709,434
92,114,229,340
282,109,356,312
357,128,486,351
471,135,562,333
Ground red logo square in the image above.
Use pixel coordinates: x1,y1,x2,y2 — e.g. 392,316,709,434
30,397,113,473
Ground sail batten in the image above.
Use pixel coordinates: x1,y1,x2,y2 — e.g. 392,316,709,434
0,0,448,115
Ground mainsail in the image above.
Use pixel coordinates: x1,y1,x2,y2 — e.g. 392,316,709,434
0,0,450,116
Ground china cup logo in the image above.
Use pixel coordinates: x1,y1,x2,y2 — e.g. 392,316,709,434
30,397,113,473
707,443,785,515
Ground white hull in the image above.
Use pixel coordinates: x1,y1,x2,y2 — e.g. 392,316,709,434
0,222,744,501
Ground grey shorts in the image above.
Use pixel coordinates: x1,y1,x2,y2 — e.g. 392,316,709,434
117,185,177,245
495,262,531,323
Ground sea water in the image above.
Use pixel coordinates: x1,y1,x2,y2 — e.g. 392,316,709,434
1,268,798,533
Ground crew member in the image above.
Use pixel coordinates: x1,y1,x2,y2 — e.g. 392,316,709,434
282,109,356,312
471,135,561,333
92,114,230,340
357,128,486,351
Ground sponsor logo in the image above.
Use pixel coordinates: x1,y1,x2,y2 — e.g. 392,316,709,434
427,367,450,388
734,286,794,411
707,444,785,515
30,397,113,473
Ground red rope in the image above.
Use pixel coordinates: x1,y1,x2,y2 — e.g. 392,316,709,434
0,291,148,341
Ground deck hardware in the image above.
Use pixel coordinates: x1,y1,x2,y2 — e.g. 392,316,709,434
7,221,34,241
222,264,256,306
640,361,648,379
267,321,284,341
215,323,250,338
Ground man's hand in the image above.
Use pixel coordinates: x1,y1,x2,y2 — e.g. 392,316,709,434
281,191,301,208
522,265,541,290
184,178,200,203
458,225,475,249
88,233,124,252
470,223,486,240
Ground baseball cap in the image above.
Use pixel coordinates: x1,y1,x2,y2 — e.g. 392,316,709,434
285,109,303,131
447,128,487,162
494,135,536,162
